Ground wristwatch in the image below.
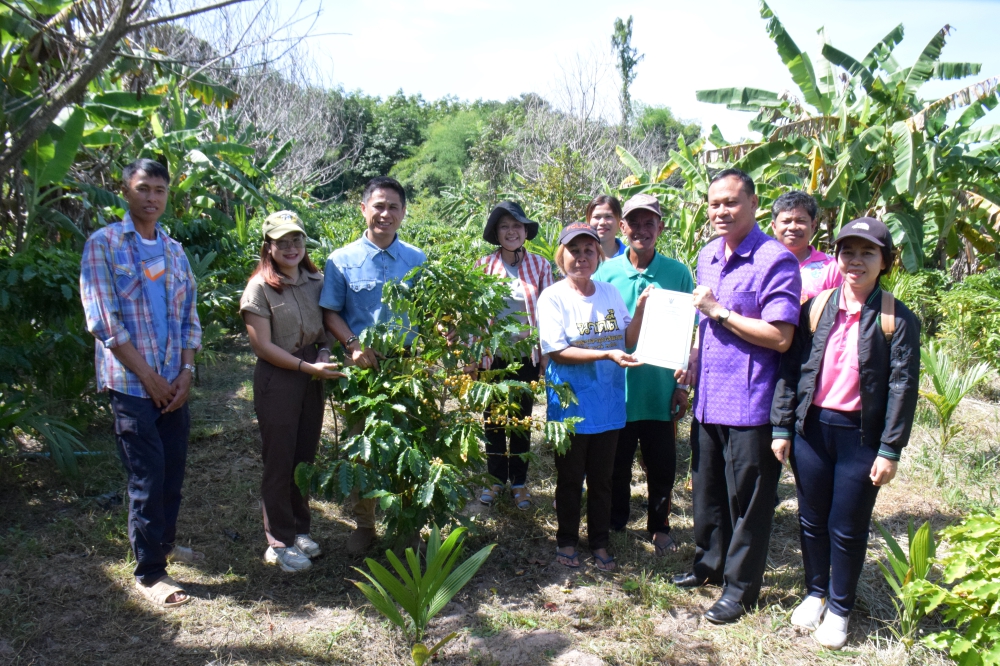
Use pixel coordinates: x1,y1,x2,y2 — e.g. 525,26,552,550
181,363,196,374
717,308,732,324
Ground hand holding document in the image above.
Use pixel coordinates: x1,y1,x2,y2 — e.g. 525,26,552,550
635,289,696,371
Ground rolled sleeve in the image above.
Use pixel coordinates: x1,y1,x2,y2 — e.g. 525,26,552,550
319,257,346,312
80,235,130,349
239,280,272,319
759,253,802,325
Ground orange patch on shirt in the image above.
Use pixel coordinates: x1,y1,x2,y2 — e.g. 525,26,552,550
143,257,165,281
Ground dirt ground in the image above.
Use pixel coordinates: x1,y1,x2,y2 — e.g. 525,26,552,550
1,342,994,665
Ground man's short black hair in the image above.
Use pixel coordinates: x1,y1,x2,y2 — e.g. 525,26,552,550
771,190,817,221
710,168,755,198
362,176,406,208
122,158,170,187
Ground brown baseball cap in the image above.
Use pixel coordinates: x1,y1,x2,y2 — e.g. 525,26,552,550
835,216,893,250
558,222,600,245
622,193,662,219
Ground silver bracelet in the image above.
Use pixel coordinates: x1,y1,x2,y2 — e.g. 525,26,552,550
181,363,196,374
676,383,690,391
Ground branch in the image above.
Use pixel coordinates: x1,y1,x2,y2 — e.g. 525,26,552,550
0,0,143,175
128,0,250,32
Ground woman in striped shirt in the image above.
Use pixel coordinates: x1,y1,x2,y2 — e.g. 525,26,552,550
475,201,554,510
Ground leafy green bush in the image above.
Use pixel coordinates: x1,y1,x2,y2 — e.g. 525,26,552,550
881,268,949,338
907,511,1000,666
296,260,576,546
938,269,1000,371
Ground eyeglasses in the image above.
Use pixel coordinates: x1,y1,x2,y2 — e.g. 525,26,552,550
274,237,305,250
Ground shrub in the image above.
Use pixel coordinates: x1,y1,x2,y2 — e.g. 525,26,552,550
938,269,1000,371
296,260,576,546
907,511,1000,666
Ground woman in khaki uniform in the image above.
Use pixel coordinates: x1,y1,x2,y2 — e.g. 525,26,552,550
240,211,344,572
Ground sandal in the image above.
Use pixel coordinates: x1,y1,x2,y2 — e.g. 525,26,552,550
166,545,205,563
135,575,191,608
592,551,616,571
556,549,580,569
480,484,503,506
652,532,678,557
512,485,532,510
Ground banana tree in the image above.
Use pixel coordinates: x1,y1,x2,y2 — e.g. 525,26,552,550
693,0,1000,272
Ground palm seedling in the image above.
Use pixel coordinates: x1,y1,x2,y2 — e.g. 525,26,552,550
919,341,991,454
876,520,936,647
351,525,495,666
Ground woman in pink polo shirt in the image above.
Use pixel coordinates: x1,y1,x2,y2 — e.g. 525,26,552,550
770,218,920,650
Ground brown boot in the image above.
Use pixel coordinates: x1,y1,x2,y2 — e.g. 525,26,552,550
346,527,376,555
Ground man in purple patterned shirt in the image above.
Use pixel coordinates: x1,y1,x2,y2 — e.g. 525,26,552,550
671,169,801,624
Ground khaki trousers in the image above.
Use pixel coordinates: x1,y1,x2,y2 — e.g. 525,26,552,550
253,345,323,548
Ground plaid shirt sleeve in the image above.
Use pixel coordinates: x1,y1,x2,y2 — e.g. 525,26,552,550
177,250,202,350
80,231,131,349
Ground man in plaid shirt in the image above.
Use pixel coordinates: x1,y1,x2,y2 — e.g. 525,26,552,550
80,158,202,608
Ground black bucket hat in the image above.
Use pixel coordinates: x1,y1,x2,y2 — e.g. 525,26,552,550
483,201,539,245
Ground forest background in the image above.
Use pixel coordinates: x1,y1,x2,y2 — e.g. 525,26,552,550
1,1,1000,665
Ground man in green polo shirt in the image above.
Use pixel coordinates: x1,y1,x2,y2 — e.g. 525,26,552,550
594,193,694,555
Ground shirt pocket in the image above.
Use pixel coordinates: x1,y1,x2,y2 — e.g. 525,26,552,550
728,290,760,319
268,302,302,352
114,265,141,300
348,279,381,312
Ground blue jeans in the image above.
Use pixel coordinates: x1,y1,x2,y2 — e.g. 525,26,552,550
791,407,881,617
110,390,190,586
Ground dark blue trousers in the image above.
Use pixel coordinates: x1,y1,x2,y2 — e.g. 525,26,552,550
791,407,880,617
110,390,190,586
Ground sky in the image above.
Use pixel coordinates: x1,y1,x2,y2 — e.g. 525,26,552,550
287,0,1000,141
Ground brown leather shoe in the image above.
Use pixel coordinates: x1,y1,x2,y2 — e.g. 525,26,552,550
346,527,376,555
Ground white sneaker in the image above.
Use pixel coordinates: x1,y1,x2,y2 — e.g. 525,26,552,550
790,595,826,630
264,546,312,572
294,534,322,558
814,611,849,650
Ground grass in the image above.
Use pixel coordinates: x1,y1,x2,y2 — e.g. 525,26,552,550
0,337,995,664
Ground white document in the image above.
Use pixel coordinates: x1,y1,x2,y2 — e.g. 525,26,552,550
635,289,696,371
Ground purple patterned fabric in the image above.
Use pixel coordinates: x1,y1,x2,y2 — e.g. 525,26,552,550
693,225,801,426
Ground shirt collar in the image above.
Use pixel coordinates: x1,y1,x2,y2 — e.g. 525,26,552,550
800,246,829,267
122,212,166,246
280,269,322,287
838,285,881,315
361,231,400,259
622,249,660,278
713,224,764,263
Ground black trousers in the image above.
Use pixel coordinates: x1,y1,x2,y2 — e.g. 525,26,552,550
555,429,619,551
691,422,780,607
483,356,536,486
253,345,324,548
792,407,881,617
610,420,677,534
109,390,190,586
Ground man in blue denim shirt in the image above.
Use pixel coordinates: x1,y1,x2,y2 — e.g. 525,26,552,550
321,176,426,553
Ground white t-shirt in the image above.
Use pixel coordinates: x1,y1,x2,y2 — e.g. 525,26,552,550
538,279,632,434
